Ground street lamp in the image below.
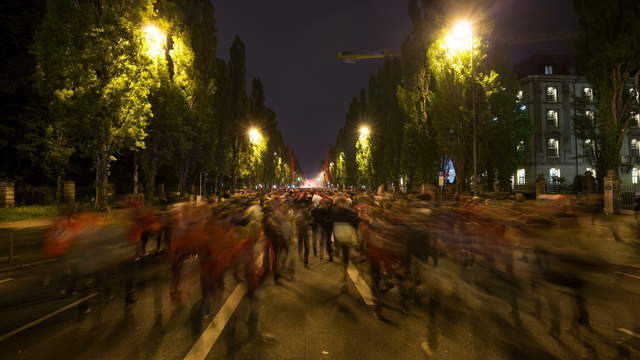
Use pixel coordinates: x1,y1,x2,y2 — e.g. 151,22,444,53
445,20,478,194
142,24,166,58
248,127,262,145
359,125,370,141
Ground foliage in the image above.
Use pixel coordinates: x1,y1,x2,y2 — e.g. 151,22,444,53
573,0,640,180
0,205,60,223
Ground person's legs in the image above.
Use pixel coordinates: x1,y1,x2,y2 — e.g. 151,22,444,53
325,229,333,262
302,228,310,266
312,227,320,257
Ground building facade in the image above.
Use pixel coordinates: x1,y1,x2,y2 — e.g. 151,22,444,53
515,55,639,190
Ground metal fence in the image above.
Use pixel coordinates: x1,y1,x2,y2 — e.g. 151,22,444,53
618,183,640,210
14,186,58,206
546,184,575,194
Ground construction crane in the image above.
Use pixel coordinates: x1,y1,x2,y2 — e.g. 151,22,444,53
337,49,399,64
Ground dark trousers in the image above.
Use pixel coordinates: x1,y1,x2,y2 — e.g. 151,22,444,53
297,227,310,265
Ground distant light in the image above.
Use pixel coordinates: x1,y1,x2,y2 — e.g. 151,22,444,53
520,105,527,111
492,116,498,121
359,126,370,137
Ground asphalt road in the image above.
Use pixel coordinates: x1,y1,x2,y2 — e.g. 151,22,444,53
0,216,639,359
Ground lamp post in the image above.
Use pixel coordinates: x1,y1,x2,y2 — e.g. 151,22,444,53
444,21,477,194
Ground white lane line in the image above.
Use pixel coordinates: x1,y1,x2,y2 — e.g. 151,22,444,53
615,271,640,280
0,277,15,284
347,261,375,306
618,328,640,339
183,253,264,360
0,292,98,342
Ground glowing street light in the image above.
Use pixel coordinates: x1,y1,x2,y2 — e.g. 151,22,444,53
143,24,166,58
359,125,370,141
248,127,262,144
443,20,473,57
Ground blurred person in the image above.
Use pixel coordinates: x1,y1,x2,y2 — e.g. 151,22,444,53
294,199,313,267
330,197,360,292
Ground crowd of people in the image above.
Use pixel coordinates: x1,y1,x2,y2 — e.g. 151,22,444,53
40,188,640,356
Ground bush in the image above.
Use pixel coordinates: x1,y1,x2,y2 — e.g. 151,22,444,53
0,206,60,223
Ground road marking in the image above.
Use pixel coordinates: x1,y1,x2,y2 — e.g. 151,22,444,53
347,261,375,306
0,277,15,284
618,328,640,339
0,292,98,342
183,253,264,360
615,271,640,280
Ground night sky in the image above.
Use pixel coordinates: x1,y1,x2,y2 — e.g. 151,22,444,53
213,0,578,177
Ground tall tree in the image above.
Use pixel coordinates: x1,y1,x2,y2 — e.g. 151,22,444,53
34,0,159,209
573,0,640,180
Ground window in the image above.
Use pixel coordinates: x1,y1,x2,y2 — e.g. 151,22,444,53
583,87,593,103
585,168,596,178
631,112,640,128
634,168,639,184
546,110,558,127
547,138,560,158
584,139,594,154
549,168,561,184
631,138,640,157
516,90,523,103
544,65,553,75
585,110,594,120
517,168,526,185
546,86,558,102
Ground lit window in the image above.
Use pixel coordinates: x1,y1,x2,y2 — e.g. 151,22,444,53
585,168,596,178
546,110,558,127
517,168,526,185
631,112,640,128
549,168,561,184
544,65,553,75
516,90,523,103
634,168,639,184
546,87,557,102
584,139,594,154
547,138,560,158
585,110,594,120
583,87,593,103
631,139,640,157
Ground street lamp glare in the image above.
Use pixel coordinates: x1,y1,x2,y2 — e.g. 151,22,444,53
143,24,165,58
248,127,262,144
444,20,473,56
359,126,370,137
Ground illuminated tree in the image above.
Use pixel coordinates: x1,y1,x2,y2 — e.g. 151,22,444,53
34,0,159,209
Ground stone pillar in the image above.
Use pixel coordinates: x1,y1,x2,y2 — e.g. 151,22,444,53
535,174,546,198
63,180,75,204
0,181,15,207
603,169,620,215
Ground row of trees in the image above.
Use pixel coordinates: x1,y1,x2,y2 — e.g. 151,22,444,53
326,0,530,193
326,0,640,193
0,0,301,208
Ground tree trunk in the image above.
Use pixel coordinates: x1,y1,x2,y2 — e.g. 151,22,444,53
133,151,138,195
95,146,110,211
142,146,158,200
